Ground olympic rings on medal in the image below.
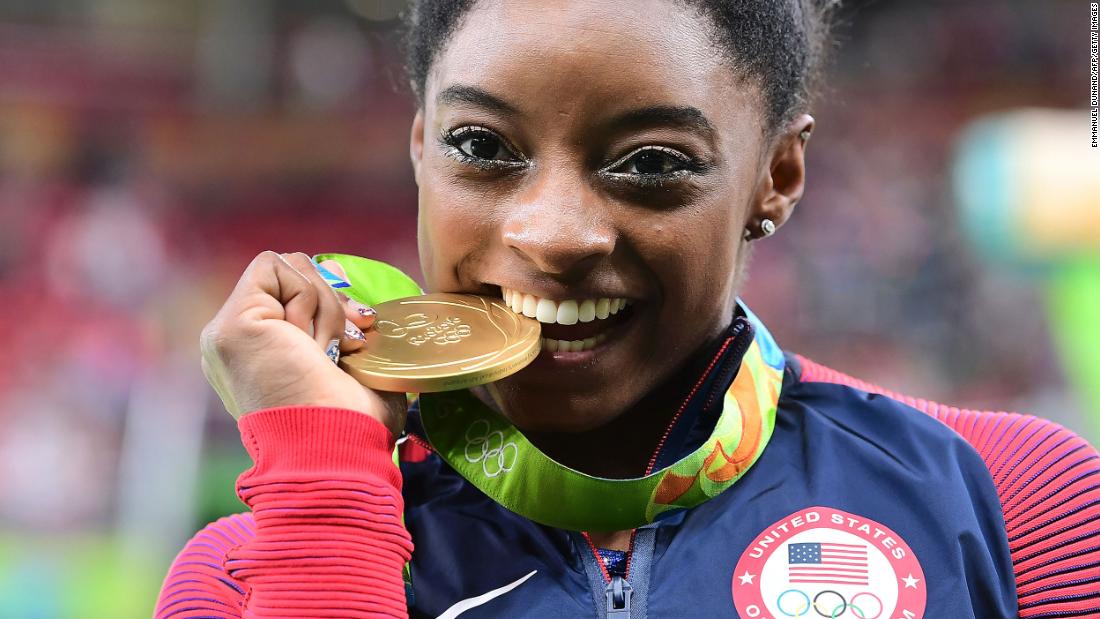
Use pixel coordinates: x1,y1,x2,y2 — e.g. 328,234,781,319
774,590,882,619
463,419,518,477
777,590,811,616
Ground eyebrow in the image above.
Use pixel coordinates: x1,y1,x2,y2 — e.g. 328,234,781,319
436,84,716,143
606,105,717,144
437,84,520,116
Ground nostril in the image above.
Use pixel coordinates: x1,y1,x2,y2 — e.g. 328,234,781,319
500,205,615,277
503,233,615,278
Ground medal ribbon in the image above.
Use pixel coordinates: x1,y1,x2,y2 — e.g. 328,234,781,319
419,304,785,532
310,253,785,532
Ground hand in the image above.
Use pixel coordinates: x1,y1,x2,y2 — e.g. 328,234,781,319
200,251,407,436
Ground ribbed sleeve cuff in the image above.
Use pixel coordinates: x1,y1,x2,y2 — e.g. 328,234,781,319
237,407,401,489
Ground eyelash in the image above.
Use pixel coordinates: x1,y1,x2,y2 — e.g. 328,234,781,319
597,145,709,189
438,125,708,188
438,126,528,172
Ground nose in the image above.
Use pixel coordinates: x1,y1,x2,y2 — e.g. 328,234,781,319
500,170,616,278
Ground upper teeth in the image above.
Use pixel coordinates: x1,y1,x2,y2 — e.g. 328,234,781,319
501,288,629,324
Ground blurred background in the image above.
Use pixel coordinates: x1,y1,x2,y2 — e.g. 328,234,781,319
0,0,1095,616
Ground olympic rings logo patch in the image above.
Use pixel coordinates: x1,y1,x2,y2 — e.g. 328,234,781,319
732,506,925,619
463,419,518,478
773,589,883,618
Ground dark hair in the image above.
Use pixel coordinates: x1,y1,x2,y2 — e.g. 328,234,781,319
403,0,839,135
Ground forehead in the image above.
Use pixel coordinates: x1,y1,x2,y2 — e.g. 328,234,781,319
424,0,763,133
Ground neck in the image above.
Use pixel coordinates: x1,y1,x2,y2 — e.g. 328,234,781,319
517,330,735,479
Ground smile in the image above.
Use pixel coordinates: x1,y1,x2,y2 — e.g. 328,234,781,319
500,287,633,353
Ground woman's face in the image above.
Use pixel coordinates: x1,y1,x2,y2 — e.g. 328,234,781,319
410,0,807,432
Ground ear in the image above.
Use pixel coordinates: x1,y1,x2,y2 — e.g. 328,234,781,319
409,109,426,186
748,113,814,239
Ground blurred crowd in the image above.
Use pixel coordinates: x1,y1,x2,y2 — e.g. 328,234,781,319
0,0,1091,616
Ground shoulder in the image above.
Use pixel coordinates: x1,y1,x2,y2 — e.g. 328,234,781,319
777,353,997,484
789,353,1100,616
155,512,255,619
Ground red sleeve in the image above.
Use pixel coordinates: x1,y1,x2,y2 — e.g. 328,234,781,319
155,407,413,619
799,355,1100,618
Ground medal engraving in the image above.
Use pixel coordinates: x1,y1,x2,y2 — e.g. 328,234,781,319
378,314,473,346
339,294,540,392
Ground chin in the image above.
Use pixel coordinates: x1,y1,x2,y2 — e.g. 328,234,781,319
488,379,624,434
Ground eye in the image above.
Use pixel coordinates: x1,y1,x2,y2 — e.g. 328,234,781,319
441,126,524,167
458,132,509,160
612,146,691,175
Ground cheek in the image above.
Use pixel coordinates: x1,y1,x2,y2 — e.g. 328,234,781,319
417,174,497,290
639,203,743,315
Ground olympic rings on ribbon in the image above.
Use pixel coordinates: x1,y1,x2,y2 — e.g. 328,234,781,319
463,419,518,477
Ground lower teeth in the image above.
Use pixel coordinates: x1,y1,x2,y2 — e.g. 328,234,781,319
541,333,607,353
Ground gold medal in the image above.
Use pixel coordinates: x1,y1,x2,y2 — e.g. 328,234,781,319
339,293,542,393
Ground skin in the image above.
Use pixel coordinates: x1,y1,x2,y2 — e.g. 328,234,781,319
203,0,812,553
409,0,812,483
201,252,407,434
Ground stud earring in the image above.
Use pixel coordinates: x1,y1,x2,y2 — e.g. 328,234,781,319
761,218,776,237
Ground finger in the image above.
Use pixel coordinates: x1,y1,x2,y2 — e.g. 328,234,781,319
282,252,346,349
324,338,341,364
343,297,377,330
234,251,320,333
314,260,353,305
316,259,350,287
317,259,377,330
340,319,367,354
308,259,368,353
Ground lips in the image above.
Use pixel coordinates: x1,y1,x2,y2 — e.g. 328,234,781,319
501,287,633,353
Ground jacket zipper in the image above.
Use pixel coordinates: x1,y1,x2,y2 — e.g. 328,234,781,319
582,531,636,618
605,573,632,618
578,320,751,617
643,318,750,475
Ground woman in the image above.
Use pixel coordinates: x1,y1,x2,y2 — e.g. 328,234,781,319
156,1,1100,617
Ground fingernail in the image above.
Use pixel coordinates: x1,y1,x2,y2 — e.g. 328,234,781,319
315,263,350,289
344,322,366,341
348,300,376,319
325,339,341,364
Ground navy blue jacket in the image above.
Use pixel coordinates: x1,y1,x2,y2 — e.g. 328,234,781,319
159,316,1100,619
400,349,1029,618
